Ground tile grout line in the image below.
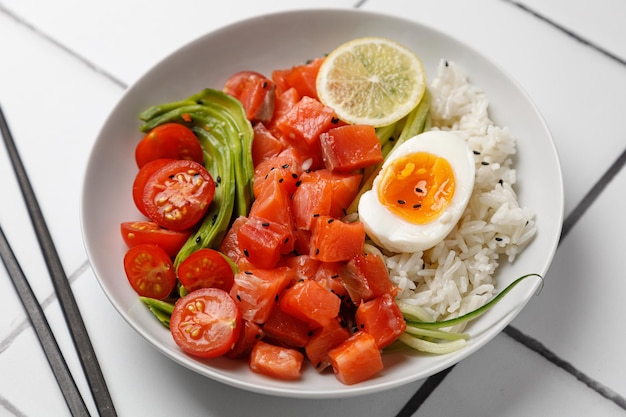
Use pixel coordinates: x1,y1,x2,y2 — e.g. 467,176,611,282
2,0,625,415
504,325,626,410
395,1,626,414
0,394,28,417
0,3,127,90
0,260,91,354
505,0,626,67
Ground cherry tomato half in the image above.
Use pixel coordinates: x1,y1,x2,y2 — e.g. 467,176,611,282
224,71,276,123
135,123,203,168
132,158,175,216
170,288,242,358
177,248,235,292
123,244,176,300
120,221,191,258
142,160,216,231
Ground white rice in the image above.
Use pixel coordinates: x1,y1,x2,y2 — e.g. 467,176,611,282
387,60,537,329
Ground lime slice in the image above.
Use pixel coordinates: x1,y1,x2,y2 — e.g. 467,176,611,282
316,37,426,127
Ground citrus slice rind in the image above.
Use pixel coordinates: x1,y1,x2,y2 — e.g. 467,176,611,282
316,37,426,127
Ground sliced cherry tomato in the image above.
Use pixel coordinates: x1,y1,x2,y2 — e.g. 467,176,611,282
142,160,215,231
224,71,276,123
249,340,304,380
177,248,235,292
123,244,176,299
135,123,203,168
170,288,242,358
121,221,191,258
132,158,174,216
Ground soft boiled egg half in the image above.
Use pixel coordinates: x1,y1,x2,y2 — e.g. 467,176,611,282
358,130,475,253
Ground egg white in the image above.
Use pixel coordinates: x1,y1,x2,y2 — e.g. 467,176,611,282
358,130,475,253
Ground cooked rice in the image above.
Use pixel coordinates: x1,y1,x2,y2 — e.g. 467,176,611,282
386,60,537,329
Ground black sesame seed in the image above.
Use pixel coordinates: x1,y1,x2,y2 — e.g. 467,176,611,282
262,81,268,88
244,270,253,275
495,237,503,241
413,204,422,209
168,174,175,179
415,187,423,193
282,164,290,169
243,249,249,257
236,294,241,301
295,180,302,187
498,179,504,185
196,99,204,105
211,214,218,225
279,178,284,183
331,117,340,124
195,236,201,243
327,218,334,224
275,294,279,302
397,199,406,205
292,173,298,179
283,237,290,244
216,176,222,183
315,248,320,255
331,274,339,279
262,222,270,227
313,213,320,217
473,150,481,155
481,161,490,166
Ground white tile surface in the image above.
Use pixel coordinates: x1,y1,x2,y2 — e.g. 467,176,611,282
1,0,625,415
517,0,626,62
418,333,626,417
512,166,626,397
1,0,358,86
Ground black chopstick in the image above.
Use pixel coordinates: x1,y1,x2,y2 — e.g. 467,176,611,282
0,105,117,416
0,226,90,416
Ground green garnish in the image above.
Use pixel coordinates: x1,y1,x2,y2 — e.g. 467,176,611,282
397,273,543,354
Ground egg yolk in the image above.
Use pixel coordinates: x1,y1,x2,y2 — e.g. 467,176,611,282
378,152,456,224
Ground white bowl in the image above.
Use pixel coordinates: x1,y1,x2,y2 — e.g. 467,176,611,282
81,8,563,398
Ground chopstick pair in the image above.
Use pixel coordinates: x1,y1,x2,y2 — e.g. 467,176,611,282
0,105,117,417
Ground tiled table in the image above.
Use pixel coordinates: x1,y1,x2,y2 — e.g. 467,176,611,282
1,1,625,416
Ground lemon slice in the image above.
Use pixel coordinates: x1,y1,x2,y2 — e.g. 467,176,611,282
316,37,426,127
